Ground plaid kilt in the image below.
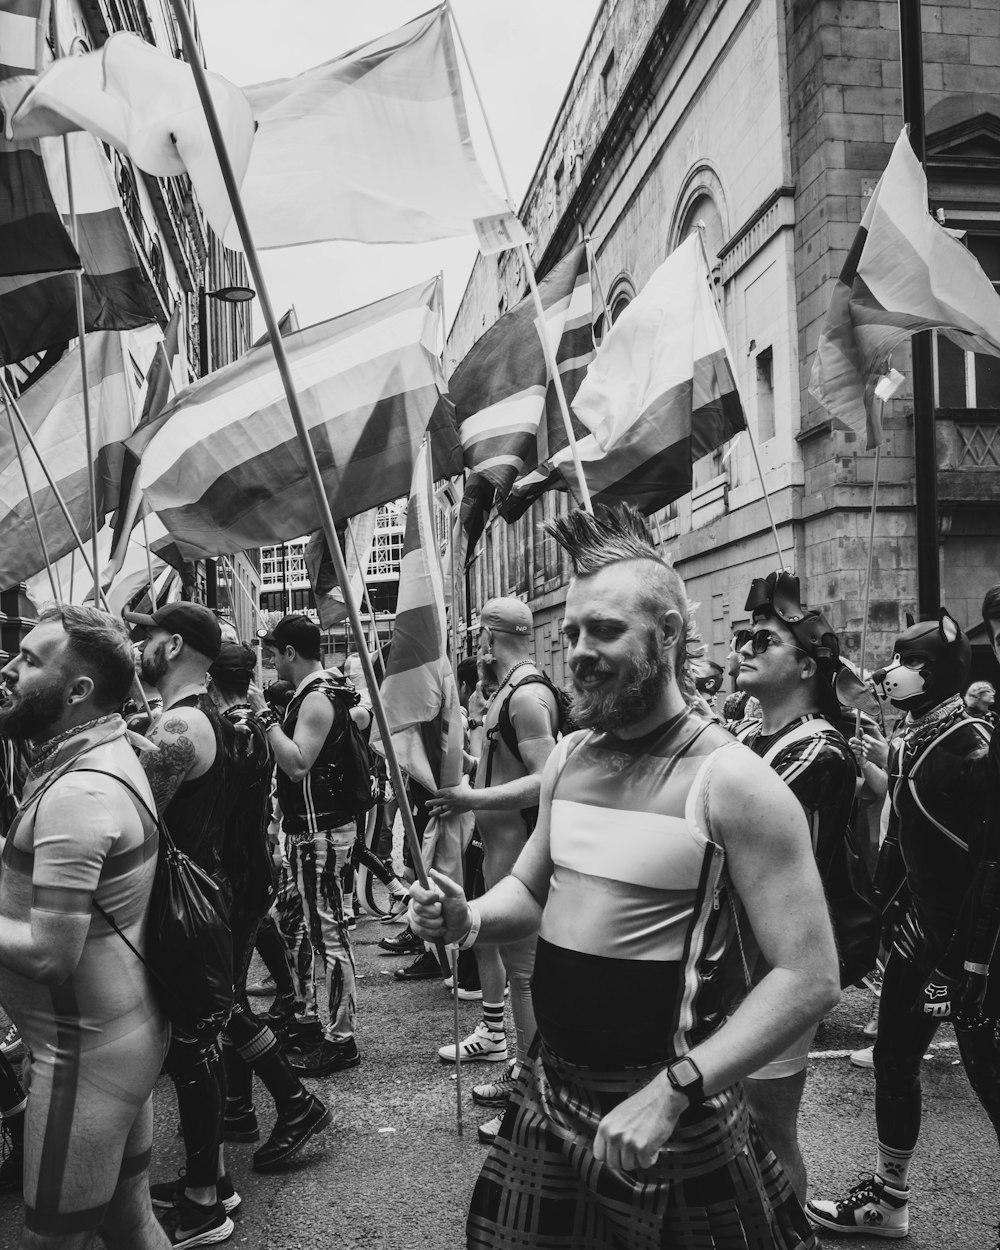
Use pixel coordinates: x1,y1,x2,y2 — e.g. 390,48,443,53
468,1040,817,1250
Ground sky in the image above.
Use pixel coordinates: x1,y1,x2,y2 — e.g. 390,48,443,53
195,0,603,338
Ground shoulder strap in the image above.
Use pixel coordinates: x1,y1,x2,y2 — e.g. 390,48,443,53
760,717,837,767
683,740,742,839
497,672,561,764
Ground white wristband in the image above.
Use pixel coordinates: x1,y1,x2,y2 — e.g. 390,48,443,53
964,961,990,976
457,904,482,950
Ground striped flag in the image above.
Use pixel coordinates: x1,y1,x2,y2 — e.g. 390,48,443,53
130,278,463,561
102,305,182,587
507,234,746,515
303,509,378,630
0,331,132,589
371,443,468,881
0,11,159,364
810,128,1000,448
454,242,596,544
227,6,523,253
0,0,80,278
6,31,255,242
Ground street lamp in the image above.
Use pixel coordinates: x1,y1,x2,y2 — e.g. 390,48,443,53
198,284,256,609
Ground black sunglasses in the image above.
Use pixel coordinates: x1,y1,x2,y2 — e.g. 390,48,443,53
735,629,810,657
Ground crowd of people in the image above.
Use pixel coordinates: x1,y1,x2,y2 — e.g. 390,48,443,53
0,501,996,1249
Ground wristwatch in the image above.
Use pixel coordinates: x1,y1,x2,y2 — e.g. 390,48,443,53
665,1054,705,1105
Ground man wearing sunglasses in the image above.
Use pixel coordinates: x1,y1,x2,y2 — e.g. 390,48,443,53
728,572,857,1204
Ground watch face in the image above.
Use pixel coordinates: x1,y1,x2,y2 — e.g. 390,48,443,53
669,1056,701,1088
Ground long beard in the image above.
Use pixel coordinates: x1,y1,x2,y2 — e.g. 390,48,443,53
0,679,67,742
570,635,668,732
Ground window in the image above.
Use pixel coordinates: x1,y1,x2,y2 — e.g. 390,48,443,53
935,232,1000,409
601,49,616,100
756,346,775,442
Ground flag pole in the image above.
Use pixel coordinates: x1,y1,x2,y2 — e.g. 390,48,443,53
0,376,152,717
855,436,883,737
446,2,593,514
344,519,383,667
168,0,440,908
694,228,785,567
50,3,102,604
2,394,61,603
437,268,463,673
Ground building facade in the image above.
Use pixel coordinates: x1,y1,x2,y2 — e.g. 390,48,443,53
0,0,257,657
259,504,407,660
449,0,1000,686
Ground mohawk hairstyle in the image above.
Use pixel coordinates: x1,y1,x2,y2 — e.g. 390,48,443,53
545,504,707,701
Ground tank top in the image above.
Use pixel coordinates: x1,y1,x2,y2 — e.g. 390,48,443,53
533,709,746,1067
163,692,236,885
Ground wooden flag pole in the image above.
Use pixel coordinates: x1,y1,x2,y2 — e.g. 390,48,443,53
855,439,883,737
0,376,153,718
50,3,102,605
169,0,440,909
2,393,61,602
446,2,593,513
694,229,785,568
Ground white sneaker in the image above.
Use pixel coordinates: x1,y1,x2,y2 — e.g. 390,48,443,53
477,1109,505,1145
472,1060,518,1106
807,1173,909,1238
437,1021,508,1064
850,1045,874,1068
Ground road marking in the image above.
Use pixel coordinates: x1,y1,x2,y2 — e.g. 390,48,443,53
810,1041,958,1061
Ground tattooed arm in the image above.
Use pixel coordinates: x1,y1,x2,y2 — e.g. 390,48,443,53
141,707,217,814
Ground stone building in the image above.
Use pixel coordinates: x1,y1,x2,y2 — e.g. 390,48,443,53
448,0,1000,685
0,0,258,656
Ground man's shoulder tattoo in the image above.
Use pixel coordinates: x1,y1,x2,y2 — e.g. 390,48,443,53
160,716,189,736
141,732,198,811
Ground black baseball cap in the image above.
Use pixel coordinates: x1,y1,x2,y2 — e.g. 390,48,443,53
124,602,222,661
209,642,255,691
261,614,322,660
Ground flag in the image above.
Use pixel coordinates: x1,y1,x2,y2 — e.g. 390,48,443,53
507,234,746,515
0,0,80,277
130,278,463,561
0,13,159,364
7,31,255,241
304,509,378,630
102,305,182,586
454,242,596,544
222,6,525,253
371,444,468,881
0,331,133,588
810,128,1000,448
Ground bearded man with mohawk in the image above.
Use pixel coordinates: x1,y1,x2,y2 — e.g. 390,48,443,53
410,504,838,1250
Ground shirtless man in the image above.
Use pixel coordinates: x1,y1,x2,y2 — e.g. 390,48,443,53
429,598,559,1143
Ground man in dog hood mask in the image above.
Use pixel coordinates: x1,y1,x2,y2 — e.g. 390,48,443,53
809,609,998,1241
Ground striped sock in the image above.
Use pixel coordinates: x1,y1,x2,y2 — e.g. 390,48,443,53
876,1142,913,1191
482,1001,504,1034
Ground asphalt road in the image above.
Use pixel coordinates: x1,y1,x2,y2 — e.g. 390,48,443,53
0,910,995,1249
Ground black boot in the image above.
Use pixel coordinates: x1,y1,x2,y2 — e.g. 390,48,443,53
251,1045,331,1172
255,915,296,999
0,1111,23,1196
222,1039,259,1143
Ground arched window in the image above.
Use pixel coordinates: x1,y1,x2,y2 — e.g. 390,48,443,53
595,274,636,344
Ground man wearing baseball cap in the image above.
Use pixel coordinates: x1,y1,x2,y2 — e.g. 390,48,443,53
428,597,561,1144
124,601,247,1238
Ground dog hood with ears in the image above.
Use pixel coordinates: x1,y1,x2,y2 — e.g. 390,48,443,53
873,608,971,709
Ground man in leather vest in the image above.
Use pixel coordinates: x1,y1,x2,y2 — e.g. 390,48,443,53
247,614,363,1078
807,609,992,1240
728,572,857,1201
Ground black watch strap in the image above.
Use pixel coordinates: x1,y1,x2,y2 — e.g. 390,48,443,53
666,1054,705,1105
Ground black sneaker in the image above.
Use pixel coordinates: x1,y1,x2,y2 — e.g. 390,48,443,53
276,1017,324,1053
394,950,442,981
264,992,298,1024
287,1038,361,1077
169,1192,234,1246
150,1172,241,1215
252,1093,332,1172
378,924,423,955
